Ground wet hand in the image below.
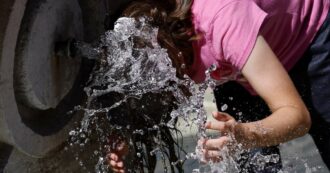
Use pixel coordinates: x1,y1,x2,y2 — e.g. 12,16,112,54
202,111,237,162
107,136,129,173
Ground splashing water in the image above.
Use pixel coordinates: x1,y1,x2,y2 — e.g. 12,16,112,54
68,17,280,173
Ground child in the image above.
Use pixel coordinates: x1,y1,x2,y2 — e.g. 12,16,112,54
109,0,330,172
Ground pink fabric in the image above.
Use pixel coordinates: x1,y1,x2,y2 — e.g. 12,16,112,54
189,0,330,84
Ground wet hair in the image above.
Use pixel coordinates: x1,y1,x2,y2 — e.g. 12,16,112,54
121,0,195,78
100,1,195,172
107,0,194,172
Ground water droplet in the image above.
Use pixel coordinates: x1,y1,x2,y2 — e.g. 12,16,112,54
221,104,228,111
69,130,75,136
209,64,217,72
192,169,200,173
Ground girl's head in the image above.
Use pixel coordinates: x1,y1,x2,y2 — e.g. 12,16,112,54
120,0,194,78
97,2,194,171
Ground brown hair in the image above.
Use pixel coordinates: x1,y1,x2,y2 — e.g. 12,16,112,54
121,0,195,78
109,1,195,172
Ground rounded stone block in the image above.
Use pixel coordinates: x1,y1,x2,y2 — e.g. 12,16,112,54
0,0,91,157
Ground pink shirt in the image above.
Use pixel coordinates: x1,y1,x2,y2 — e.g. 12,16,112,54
189,0,330,86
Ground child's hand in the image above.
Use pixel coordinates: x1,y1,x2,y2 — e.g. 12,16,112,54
202,111,238,162
107,136,128,173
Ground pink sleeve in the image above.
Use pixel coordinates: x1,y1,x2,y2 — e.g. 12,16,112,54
209,0,268,70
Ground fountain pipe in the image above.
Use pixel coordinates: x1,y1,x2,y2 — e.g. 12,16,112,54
55,39,100,60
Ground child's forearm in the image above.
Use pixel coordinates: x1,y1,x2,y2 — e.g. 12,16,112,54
234,106,310,148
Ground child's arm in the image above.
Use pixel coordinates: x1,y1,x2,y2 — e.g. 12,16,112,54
239,35,311,147
204,36,311,151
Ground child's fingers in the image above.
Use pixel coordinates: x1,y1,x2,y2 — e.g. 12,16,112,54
109,160,117,167
204,150,223,162
108,153,118,161
205,121,227,132
205,121,233,136
108,153,124,169
109,160,125,172
204,136,229,150
108,135,127,173
109,160,124,167
212,111,234,121
116,161,124,168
